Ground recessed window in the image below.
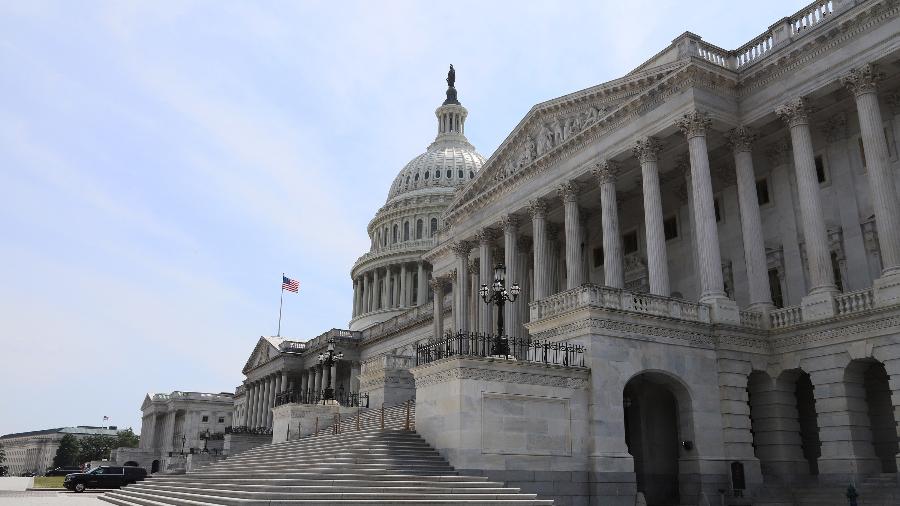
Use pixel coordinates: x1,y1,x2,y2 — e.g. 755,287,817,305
430,218,438,237
458,169,463,178
664,216,678,240
756,178,770,205
714,198,722,222
593,247,604,268
446,169,451,178
623,231,638,255
414,173,419,182
768,268,783,308
831,251,844,292
814,155,827,183
403,221,410,241
217,417,225,424
469,171,474,179
201,416,209,423
435,170,440,179
424,171,430,179
416,219,423,239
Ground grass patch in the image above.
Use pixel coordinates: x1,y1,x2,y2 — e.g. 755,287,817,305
33,476,66,488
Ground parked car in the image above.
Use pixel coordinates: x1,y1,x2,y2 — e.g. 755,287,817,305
21,471,36,477
45,466,82,477
63,466,147,493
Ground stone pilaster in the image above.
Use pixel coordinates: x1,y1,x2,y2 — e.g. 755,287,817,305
417,262,427,306
546,223,560,296
502,215,521,335
475,228,495,334
468,258,480,335
558,181,584,290
431,276,448,338
776,98,837,319
372,269,380,311
246,383,256,428
452,241,471,333
727,127,774,313
748,373,809,479
634,137,670,296
592,160,624,288
400,263,408,308
529,199,550,300
843,64,900,304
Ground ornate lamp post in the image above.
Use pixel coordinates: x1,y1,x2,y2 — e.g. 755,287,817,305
180,434,186,455
201,429,210,453
317,338,344,402
479,263,520,357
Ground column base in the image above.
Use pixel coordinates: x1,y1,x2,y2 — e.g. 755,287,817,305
801,288,838,321
701,296,740,325
873,270,900,307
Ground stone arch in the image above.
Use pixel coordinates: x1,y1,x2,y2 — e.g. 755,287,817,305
844,358,898,473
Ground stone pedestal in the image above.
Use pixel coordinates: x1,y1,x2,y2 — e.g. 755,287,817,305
185,452,224,472
707,297,740,325
358,354,416,408
271,402,358,443
223,432,271,457
801,290,837,321
873,271,900,307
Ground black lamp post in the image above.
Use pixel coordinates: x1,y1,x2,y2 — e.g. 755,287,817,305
180,434,186,455
479,263,520,357
317,338,344,401
201,429,210,453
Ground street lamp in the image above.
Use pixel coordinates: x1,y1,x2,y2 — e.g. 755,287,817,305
201,429,210,453
479,263,520,357
180,434,186,455
317,338,344,401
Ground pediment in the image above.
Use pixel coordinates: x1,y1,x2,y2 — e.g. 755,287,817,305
140,394,153,410
241,337,281,375
446,60,691,221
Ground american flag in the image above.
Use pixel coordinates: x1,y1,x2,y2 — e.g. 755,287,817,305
103,416,109,421
282,276,299,293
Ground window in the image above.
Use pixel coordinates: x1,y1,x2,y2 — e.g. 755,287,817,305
416,219,423,240
756,178,770,205
664,216,678,240
714,198,722,222
383,228,388,246
470,171,475,179
201,416,209,423
414,173,419,182
403,221,410,241
435,170,440,179
430,218,438,237
392,224,398,244
424,170,430,179
218,417,225,424
458,169,463,178
768,269,783,308
623,231,638,255
593,247,604,268
814,155,827,183
446,169,451,179
831,251,844,292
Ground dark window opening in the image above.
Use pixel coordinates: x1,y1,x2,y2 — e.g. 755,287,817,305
831,251,843,292
714,198,722,222
446,170,451,178
756,178,770,205
424,171,429,179
201,416,209,423
664,216,678,240
414,173,419,181
768,268,783,308
593,247,604,268
435,170,440,179
416,219,423,240
403,222,410,241
217,417,225,424
430,218,438,237
470,171,475,179
623,231,639,255
814,155,826,183
458,169,463,178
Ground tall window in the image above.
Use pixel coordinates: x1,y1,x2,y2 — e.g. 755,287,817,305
768,269,783,308
623,231,638,255
403,221,410,241
416,219,423,239
382,228,388,246
392,224,398,244
430,218,438,237
756,178,770,205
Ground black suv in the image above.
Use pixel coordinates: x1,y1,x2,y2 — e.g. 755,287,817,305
64,466,147,492
45,466,82,477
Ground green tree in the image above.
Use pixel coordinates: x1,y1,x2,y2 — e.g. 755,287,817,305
76,434,117,462
115,429,139,449
52,434,80,468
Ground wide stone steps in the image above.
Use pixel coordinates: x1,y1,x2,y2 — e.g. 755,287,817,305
100,402,553,505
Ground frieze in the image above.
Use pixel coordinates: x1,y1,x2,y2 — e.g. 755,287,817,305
771,313,900,352
530,316,716,349
413,365,589,390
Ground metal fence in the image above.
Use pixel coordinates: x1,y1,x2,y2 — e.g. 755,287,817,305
415,330,585,367
225,426,273,435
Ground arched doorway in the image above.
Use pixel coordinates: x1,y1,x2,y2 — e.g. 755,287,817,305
846,359,899,473
624,372,692,506
150,460,160,473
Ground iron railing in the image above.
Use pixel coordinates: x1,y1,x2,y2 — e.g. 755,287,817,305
273,390,369,408
225,426,273,436
415,330,585,367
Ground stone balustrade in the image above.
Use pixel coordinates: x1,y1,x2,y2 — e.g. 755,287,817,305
739,310,765,329
529,284,711,323
790,0,836,35
304,328,362,351
835,288,875,315
361,294,452,343
770,306,803,328
152,391,234,402
352,238,436,268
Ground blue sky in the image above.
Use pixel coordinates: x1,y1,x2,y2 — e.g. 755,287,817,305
0,0,807,436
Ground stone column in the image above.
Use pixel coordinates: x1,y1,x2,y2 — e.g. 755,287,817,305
416,262,427,306
266,376,276,427
251,382,262,428
313,366,322,396
776,98,837,305
593,160,624,288
431,277,447,338
634,137,670,296
529,199,550,299
350,362,360,393
502,215,521,335
256,379,267,428
516,236,531,336
476,229,495,333
558,181,584,289
352,279,359,317
372,270,380,310
843,64,900,302
676,111,727,302
468,258,480,334
547,223,560,295
244,384,255,428
330,362,338,396
361,274,370,313
728,127,774,312
299,371,308,403
400,263,408,308
273,374,282,412
452,242,471,333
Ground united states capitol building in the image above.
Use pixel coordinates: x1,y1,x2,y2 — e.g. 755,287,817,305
119,2,900,505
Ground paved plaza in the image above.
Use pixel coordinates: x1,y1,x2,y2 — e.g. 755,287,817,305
0,491,103,505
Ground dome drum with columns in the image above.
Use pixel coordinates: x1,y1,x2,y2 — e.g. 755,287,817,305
349,69,486,331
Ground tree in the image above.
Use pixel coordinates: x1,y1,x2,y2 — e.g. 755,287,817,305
115,429,139,449
0,442,7,476
53,434,80,468
76,434,116,463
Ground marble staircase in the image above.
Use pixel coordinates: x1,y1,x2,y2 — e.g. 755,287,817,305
99,403,553,505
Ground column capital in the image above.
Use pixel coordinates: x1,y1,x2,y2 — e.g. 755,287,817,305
633,137,661,163
450,241,471,258
474,227,496,245
528,198,548,219
592,159,620,184
675,110,712,139
500,213,519,231
557,180,581,203
726,126,756,153
842,63,883,97
775,97,813,128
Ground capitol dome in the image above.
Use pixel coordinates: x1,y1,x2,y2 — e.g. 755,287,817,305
349,66,484,331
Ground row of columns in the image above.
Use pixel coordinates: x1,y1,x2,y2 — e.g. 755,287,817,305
243,372,286,429
428,62,900,335
352,261,429,317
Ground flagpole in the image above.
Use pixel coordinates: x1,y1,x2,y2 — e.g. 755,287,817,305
277,272,284,337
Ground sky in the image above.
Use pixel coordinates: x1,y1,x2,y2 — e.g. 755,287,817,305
0,0,809,436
